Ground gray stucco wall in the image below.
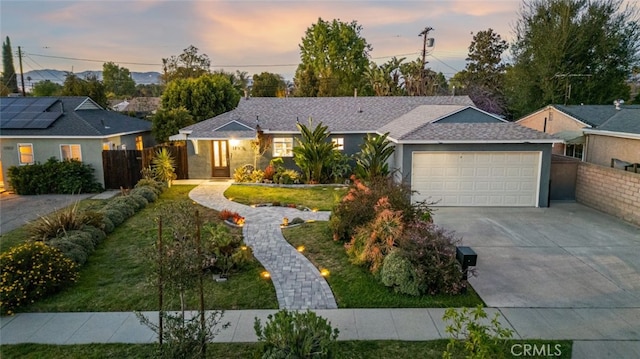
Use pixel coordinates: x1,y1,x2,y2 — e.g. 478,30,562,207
400,143,553,207
0,138,106,188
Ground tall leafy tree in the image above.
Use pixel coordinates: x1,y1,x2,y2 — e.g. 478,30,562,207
152,106,194,143
251,72,286,97
294,18,372,97
454,29,509,115
60,73,108,108
506,0,640,118
366,57,406,96
161,73,240,123
400,58,449,96
102,62,136,98
32,80,63,96
2,36,19,93
161,45,211,84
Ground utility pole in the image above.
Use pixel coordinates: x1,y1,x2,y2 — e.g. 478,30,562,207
18,46,26,96
419,27,434,96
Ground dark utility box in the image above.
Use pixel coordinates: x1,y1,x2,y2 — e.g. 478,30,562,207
456,246,477,267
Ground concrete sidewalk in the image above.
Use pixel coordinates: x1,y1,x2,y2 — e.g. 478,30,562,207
1,308,639,357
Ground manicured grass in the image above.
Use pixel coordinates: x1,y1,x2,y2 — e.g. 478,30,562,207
13,185,278,313
282,222,484,308
0,340,572,358
224,184,348,211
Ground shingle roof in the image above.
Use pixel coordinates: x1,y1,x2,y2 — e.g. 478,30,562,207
1,96,151,137
553,104,640,129
400,123,560,142
183,96,476,134
594,108,640,135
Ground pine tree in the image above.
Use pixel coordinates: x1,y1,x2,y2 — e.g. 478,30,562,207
2,36,19,93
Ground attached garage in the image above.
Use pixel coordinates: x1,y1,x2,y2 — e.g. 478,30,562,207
411,151,541,207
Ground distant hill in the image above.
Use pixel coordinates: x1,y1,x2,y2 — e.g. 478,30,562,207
21,69,161,86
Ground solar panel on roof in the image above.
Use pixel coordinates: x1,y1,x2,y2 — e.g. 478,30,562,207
1,97,62,129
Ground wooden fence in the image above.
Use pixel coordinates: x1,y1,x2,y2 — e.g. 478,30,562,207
102,145,188,189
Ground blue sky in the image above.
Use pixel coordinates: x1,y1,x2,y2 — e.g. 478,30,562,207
1,0,522,80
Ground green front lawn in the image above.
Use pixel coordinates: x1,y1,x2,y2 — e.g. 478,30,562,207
9,185,278,313
224,184,348,211
282,222,484,308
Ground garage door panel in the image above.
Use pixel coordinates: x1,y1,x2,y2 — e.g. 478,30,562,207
412,151,540,207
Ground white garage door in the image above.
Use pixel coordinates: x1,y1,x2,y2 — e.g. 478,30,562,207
412,151,541,207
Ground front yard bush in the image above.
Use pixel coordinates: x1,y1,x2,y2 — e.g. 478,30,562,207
254,309,339,359
130,186,158,203
0,242,78,315
101,208,125,226
7,157,102,195
48,238,88,265
381,249,421,296
330,176,431,242
396,221,466,295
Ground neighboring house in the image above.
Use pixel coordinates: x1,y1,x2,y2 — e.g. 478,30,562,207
582,108,640,170
111,97,161,118
516,103,640,161
0,96,154,189
172,96,560,207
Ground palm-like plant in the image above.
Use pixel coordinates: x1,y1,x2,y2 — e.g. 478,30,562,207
152,148,177,187
292,119,336,184
355,132,395,180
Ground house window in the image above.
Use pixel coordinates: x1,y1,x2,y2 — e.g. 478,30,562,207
273,137,293,157
565,144,583,160
332,138,344,150
102,142,111,150
135,136,143,150
18,143,34,165
60,144,82,161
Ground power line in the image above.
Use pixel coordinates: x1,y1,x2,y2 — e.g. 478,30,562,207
26,52,161,66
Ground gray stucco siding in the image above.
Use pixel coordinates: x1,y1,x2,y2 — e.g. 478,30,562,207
400,143,553,207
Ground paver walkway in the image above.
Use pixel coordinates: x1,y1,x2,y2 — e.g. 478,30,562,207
189,181,337,310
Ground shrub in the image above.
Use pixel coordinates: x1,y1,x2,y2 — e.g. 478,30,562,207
129,194,149,209
292,120,335,183
135,178,165,195
130,186,158,203
396,221,466,295
0,242,78,315
81,225,107,246
47,238,88,265
64,230,96,253
330,176,432,241
102,216,115,234
354,132,394,180
152,148,177,187
290,217,305,225
101,208,125,226
443,306,514,359
254,309,339,359
7,157,102,195
263,164,276,181
80,210,105,230
104,201,135,218
110,196,143,212
203,223,252,277
26,202,84,240
381,249,421,296
218,209,237,221
345,197,404,274
233,164,254,183
250,169,264,183
273,169,301,184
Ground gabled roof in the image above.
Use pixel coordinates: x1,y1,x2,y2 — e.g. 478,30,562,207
553,105,622,127
0,96,152,138
181,96,556,144
399,123,560,143
182,96,475,135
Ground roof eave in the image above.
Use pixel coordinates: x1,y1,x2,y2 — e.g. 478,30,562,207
583,129,640,140
395,139,563,145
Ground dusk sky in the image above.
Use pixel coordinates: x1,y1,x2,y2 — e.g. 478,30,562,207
2,0,523,81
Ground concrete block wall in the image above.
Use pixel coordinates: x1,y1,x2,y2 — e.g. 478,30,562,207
576,161,640,227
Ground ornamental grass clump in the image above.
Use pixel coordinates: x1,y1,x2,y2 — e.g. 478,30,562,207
0,242,78,315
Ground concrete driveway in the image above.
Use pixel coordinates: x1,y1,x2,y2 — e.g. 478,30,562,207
0,192,95,235
433,202,640,308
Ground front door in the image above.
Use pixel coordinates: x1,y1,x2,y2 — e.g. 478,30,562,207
211,140,230,178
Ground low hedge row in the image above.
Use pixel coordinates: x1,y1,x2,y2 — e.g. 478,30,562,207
0,180,167,315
